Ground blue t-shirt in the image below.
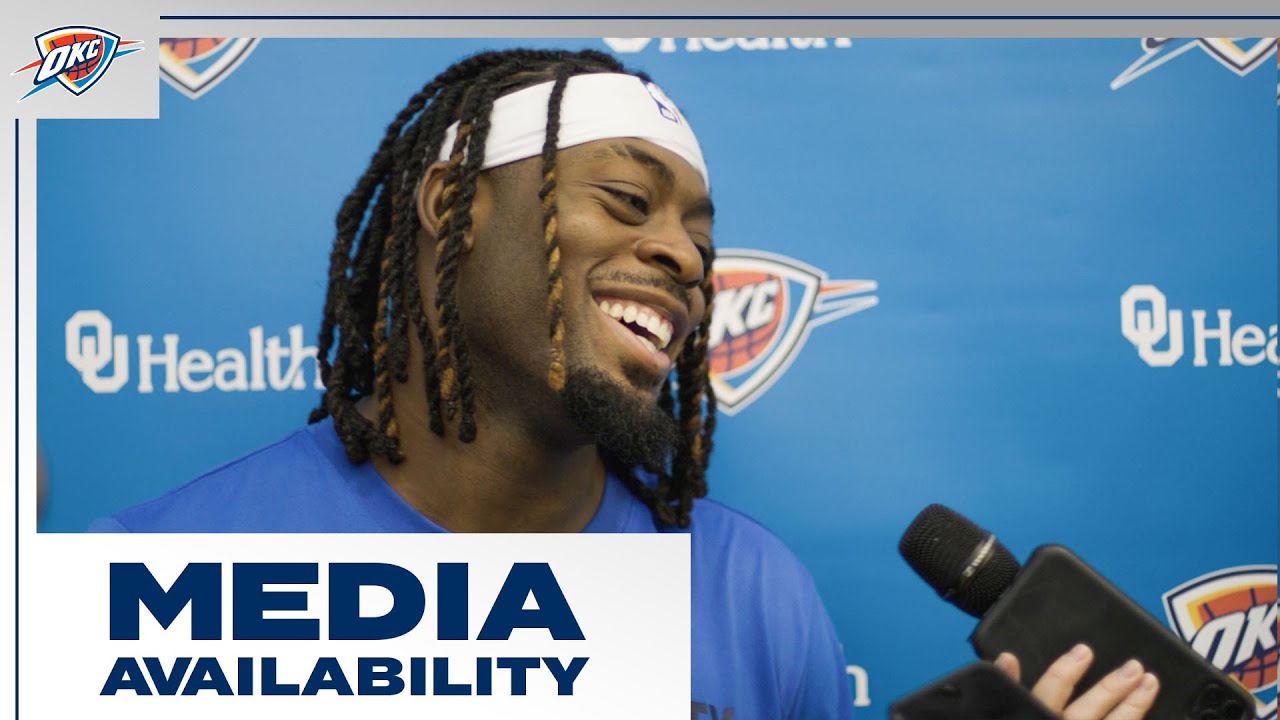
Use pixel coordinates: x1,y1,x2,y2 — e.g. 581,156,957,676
91,419,853,719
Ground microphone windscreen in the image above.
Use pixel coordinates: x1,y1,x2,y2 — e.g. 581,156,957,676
899,504,1021,618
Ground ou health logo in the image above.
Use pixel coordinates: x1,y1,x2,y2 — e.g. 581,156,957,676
708,250,877,414
12,26,143,101
66,310,129,393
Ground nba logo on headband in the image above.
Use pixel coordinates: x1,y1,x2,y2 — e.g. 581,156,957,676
644,82,683,124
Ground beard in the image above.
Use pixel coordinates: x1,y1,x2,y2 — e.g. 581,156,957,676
560,364,677,470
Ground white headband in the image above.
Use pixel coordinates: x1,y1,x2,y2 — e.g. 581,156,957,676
437,73,709,188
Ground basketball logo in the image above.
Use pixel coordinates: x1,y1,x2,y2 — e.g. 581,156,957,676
711,269,785,376
1111,38,1278,90
159,38,260,99
1164,565,1278,719
12,26,143,101
708,250,877,414
160,38,227,61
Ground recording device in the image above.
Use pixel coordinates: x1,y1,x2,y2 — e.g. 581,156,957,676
899,504,1256,720
889,662,1056,720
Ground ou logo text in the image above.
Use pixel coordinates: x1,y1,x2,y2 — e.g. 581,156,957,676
1120,285,1277,368
66,310,130,393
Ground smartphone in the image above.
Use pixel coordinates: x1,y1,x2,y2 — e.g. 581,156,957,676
889,661,1057,720
970,544,1256,720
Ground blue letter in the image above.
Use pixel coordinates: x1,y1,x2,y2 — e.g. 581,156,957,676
543,656,589,695
182,657,233,695
143,657,191,695
357,657,404,696
302,657,354,695
478,563,584,640
329,563,425,640
495,657,539,695
261,657,300,695
432,657,471,695
100,657,152,695
437,563,468,640
232,563,319,640
110,563,220,640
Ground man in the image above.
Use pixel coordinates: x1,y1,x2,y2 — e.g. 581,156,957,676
91,48,1157,718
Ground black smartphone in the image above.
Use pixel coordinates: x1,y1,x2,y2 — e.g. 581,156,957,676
889,661,1057,720
969,544,1256,720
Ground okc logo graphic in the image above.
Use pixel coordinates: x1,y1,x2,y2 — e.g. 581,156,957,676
708,250,877,414
1164,565,1278,719
1111,38,1277,90
159,38,260,99
11,26,143,101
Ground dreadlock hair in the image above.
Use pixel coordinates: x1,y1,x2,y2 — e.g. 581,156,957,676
309,48,717,528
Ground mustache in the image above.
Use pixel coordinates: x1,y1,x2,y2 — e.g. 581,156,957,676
592,270,693,310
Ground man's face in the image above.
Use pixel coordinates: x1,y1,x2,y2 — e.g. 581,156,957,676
552,140,713,393
448,137,714,461
551,139,713,465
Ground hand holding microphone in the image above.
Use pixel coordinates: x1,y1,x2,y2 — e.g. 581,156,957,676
895,504,1253,720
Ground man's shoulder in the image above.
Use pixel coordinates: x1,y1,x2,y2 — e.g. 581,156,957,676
688,498,819,589
91,421,357,532
689,497,788,543
685,498,852,718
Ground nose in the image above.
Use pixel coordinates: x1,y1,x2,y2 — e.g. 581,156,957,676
635,217,706,289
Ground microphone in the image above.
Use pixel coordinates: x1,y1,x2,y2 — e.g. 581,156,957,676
898,503,1019,618
898,503,1257,720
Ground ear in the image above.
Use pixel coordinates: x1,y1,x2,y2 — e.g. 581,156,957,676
416,161,487,253
416,161,451,240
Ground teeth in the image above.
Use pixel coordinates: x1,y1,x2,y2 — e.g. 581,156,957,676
638,336,658,353
642,313,662,341
597,297,675,350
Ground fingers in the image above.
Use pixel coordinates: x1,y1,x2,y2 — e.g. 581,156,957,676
1007,645,1160,720
1031,643,1094,711
1103,673,1159,720
994,652,1021,683
1064,664,1158,720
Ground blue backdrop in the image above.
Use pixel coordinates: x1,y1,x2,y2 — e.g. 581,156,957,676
36,38,1278,715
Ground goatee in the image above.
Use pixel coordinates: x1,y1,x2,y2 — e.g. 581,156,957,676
560,365,677,469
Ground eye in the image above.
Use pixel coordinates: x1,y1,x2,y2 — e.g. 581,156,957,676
603,187,650,216
694,243,714,269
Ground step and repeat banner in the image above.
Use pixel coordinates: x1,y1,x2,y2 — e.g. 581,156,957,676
36,37,1278,715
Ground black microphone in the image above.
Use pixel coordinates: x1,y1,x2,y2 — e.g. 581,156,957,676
898,504,1256,720
898,503,1019,618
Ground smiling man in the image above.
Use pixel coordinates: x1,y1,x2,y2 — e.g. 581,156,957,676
90,48,1158,718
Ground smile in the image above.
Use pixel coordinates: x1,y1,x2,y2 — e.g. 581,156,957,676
596,297,674,353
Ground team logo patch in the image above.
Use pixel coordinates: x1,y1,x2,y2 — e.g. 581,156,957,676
12,26,143,101
1163,565,1278,719
708,250,877,414
1111,38,1277,90
159,38,259,99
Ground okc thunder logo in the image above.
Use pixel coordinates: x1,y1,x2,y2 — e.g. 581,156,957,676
159,38,260,99
12,26,143,101
1164,565,1278,719
1111,38,1277,90
708,250,877,414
